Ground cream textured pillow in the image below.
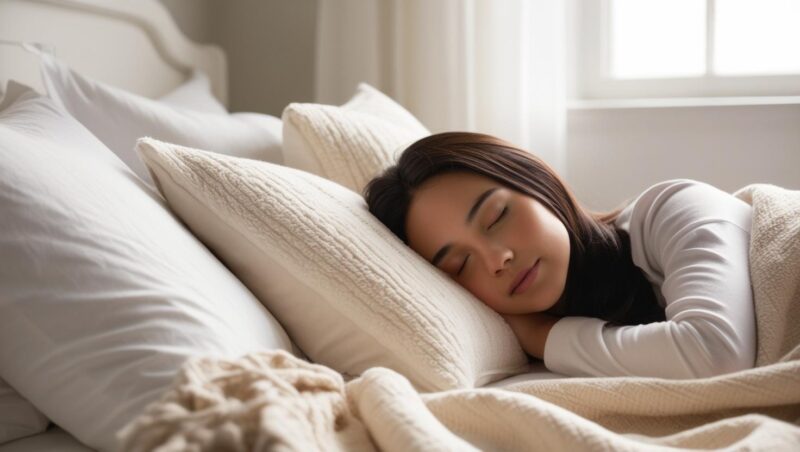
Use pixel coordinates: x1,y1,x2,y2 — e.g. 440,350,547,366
137,137,528,392
282,83,429,194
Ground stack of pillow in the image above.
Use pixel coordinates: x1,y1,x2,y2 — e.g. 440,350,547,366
37,52,284,188
0,65,294,450
0,55,527,451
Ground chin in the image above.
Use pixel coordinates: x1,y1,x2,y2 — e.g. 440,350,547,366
543,295,567,316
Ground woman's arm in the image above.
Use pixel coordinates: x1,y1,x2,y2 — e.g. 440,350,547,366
501,312,561,360
543,180,757,379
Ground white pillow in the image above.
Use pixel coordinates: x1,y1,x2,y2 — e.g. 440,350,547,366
137,137,528,393
157,69,228,115
0,83,50,447
0,377,48,445
0,81,297,452
282,83,429,194
37,52,283,188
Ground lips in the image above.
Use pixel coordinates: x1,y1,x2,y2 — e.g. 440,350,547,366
510,259,540,295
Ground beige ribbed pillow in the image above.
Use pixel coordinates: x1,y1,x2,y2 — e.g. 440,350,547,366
282,83,429,194
136,137,527,392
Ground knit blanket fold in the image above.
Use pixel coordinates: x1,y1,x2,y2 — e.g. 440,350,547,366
118,184,800,451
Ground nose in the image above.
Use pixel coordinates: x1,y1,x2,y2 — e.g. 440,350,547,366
481,244,513,276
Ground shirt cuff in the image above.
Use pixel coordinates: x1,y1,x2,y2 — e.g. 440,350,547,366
543,316,608,377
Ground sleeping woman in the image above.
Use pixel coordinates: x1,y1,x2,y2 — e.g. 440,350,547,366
364,132,756,379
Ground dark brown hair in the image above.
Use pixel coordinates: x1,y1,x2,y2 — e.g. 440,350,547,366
363,132,665,326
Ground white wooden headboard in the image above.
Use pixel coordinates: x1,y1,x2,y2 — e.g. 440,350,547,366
0,0,228,106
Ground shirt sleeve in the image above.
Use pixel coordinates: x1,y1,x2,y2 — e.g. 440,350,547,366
542,180,757,379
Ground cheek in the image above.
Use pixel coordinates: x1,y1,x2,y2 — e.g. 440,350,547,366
462,276,504,312
531,208,567,251
550,218,571,256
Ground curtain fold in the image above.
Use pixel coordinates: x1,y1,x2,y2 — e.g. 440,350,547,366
315,0,566,175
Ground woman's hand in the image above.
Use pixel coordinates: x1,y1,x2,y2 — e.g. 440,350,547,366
501,312,562,360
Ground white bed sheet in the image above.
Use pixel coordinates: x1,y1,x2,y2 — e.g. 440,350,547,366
0,426,93,452
483,360,571,388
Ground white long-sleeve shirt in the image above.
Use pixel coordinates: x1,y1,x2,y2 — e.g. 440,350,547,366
542,179,756,379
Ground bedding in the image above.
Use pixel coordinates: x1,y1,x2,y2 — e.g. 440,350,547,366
156,69,228,115
135,137,529,393
282,82,429,194
0,377,48,445
0,426,92,452
0,81,51,446
30,46,282,188
0,82,296,452
119,182,800,451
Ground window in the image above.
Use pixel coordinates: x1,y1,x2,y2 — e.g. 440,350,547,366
575,0,800,99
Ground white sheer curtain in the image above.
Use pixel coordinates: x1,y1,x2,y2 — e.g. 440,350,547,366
315,0,566,175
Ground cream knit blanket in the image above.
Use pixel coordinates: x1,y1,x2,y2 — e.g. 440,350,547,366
118,184,800,451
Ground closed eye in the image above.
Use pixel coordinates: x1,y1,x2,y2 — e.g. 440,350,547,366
457,255,470,276
489,206,508,229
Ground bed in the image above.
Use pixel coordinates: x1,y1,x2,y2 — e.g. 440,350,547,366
0,0,226,103
2,1,799,451
0,1,570,450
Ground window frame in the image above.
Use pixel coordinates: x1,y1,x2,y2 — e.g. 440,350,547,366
576,0,800,100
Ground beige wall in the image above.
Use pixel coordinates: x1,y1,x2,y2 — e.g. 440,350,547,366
159,0,213,44
566,104,800,211
160,0,318,116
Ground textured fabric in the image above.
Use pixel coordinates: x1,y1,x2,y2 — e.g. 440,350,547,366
733,184,800,366
119,183,800,451
282,83,429,194
136,137,528,393
35,50,283,188
118,350,375,452
545,179,757,378
0,82,296,452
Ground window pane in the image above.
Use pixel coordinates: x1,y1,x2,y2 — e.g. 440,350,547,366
715,0,800,75
611,0,706,79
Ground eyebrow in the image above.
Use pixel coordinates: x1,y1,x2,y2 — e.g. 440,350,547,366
467,187,498,225
430,187,499,267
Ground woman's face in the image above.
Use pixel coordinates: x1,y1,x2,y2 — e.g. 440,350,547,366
405,172,570,315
